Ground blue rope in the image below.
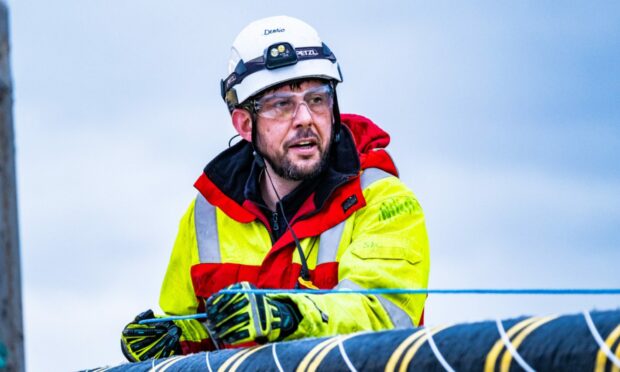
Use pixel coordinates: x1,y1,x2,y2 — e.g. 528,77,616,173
139,288,620,324
141,314,207,323
221,288,620,295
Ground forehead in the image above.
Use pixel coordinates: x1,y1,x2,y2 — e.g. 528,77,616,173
263,79,327,96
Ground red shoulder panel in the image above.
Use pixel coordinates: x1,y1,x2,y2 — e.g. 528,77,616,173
194,173,256,223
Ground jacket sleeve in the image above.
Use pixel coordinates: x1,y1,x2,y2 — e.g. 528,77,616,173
273,175,430,339
159,200,211,351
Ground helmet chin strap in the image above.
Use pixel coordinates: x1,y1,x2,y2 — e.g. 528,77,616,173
331,83,342,144
253,148,266,168
248,109,266,166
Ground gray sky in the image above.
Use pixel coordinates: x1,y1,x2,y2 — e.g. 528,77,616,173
8,1,620,370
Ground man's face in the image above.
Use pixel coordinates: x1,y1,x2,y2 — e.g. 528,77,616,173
254,80,334,181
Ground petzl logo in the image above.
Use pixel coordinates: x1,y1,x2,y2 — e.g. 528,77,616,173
297,49,319,57
264,28,285,35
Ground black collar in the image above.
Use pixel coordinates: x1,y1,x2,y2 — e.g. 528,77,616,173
204,126,360,220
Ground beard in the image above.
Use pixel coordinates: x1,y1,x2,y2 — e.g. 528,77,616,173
256,127,332,181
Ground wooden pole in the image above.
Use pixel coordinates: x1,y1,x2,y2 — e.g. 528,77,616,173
0,1,25,370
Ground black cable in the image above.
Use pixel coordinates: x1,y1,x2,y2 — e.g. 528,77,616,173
228,134,241,147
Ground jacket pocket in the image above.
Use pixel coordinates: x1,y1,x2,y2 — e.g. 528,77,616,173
350,239,422,265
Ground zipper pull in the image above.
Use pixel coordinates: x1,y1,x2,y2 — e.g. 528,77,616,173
272,211,279,231
298,276,319,290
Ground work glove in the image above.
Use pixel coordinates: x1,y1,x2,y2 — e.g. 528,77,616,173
205,282,301,346
120,309,182,362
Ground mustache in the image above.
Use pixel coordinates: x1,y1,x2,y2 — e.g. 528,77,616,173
284,128,320,147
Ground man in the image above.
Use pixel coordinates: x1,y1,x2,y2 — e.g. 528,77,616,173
120,15,430,362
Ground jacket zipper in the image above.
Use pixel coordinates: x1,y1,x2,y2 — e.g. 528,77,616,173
272,211,280,233
305,295,329,323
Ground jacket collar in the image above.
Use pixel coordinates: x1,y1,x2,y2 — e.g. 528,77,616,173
203,124,360,219
196,113,398,221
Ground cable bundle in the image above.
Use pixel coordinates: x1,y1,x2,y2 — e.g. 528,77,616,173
87,308,620,371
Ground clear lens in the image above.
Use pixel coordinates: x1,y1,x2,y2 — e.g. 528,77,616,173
254,84,333,120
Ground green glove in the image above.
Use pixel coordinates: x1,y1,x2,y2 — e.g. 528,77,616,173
205,282,301,345
120,309,182,362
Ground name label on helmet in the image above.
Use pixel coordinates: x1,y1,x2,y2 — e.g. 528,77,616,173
264,28,285,36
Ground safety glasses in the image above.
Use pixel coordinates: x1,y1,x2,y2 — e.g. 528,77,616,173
252,84,334,121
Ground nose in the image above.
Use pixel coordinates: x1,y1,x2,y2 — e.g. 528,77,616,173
292,101,313,127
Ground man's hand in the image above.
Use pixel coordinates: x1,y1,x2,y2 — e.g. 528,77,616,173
205,282,301,346
120,309,182,362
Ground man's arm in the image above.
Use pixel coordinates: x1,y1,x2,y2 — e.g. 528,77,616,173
159,200,212,352
274,175,430,339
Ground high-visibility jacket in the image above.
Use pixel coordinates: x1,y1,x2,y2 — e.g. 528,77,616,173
159,114,430,354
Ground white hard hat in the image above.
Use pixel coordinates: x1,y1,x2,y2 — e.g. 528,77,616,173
221,15,343,110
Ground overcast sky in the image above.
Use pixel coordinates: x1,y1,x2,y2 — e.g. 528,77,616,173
8,1,620,370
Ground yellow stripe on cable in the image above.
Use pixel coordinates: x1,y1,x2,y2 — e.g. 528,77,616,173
495,318,535,372
612,336,620,372
398,325,452,372
596,324,620,372
384,329,426,372
584,310,620,370
307,339,341,371
217,348,254,372
500,315,558,372
296,337,341,371
597,324,620,372
307,334,358,372
484,316,539,372
153,355,187,372
228,344,269,372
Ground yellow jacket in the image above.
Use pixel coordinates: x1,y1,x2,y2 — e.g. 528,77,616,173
159,114,430,352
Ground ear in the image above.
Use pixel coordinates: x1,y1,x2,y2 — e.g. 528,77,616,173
231,108,253,143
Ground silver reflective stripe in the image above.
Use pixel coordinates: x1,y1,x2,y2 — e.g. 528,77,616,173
317,168,393,264
248,290,266,338
336,279,414,328
359,167,392,190
194,194,221,263
317,221,346,265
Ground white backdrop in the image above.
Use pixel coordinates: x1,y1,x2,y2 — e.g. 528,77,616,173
9,1,620,370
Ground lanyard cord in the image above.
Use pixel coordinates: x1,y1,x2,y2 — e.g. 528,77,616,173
263,164,313,285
